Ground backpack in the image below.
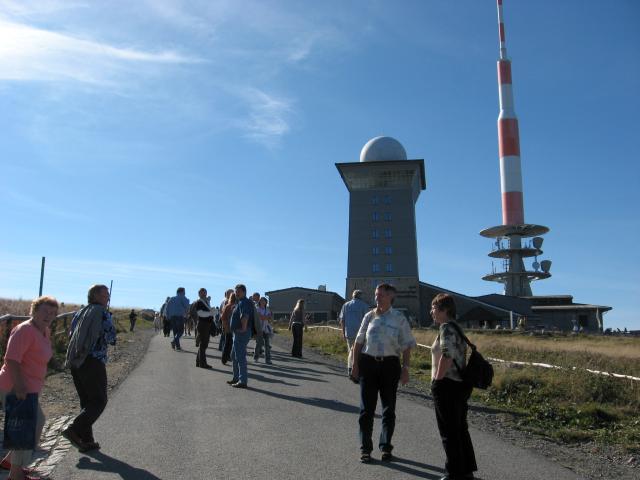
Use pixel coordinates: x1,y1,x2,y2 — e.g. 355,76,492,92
448,322,494,390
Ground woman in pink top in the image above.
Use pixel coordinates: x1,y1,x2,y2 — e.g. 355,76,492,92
0,295,57,480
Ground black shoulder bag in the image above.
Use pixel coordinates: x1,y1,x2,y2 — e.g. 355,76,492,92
448,322,494,390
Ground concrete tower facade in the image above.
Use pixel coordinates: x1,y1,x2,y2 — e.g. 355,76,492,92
336,136,426,323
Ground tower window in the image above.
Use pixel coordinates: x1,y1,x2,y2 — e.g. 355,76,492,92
372,246,380,256
372,229,379,239
384,228,392,239
385,263,393,272
372,263,380,273
372,212,379,222
383,195,392,205
371,195,379,205
384,246,392,255
384,212,392,221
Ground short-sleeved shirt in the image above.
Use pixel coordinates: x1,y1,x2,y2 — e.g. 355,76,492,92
0,321,52,393
339,298,370,339
355,307,416,357
431,322,467,382
230,297,254,332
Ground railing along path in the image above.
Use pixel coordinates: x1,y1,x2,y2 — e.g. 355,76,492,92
306,325,640,383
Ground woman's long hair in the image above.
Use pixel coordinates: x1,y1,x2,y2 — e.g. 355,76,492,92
227,293,237,306
294,299,304,312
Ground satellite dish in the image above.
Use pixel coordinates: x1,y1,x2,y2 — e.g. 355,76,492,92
540,260,552,273
532,237,544,249
532,261,540,271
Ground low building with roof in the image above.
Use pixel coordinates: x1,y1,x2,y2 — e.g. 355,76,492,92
265,287,345,323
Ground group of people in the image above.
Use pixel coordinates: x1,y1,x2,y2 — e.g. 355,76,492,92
159,284,275,388
340,286,477,480
0,284,116,480
0,282,476,480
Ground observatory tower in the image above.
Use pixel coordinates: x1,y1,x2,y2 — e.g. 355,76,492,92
336,136,426,322
480,0,552,297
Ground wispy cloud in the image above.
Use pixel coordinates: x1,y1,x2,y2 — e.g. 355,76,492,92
0,17,202,87
235,87,293,146
3,189,89,221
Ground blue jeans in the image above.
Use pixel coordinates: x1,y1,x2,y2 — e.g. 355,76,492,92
170,316,185,349
231,330,251,384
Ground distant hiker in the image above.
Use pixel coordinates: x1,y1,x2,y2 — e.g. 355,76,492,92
129,309,137,332
227,284,253,388
251,292,264,362
160,297,171,337
430,293,477,479
338,289,370,379
0,295,58,480
63,284,117,453
351,283,415,463
288,299,306,358
256,297,273,364
153,312,161,332
220,291,237,365
218,289,233,352
194,288,214,369
166,288,189,351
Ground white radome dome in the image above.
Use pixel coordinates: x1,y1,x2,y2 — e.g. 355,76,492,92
360,136,407,162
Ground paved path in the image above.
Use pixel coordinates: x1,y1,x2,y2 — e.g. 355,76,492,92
51,334,581,479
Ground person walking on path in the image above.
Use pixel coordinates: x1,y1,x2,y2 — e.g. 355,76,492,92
166,288,189,351
227,284,253,388
430,293,477,480
194,288,214,369
220,292,236,365
338,289,370,379
63,284,117,453
218,289,233,352
288,299,306,358
129,309,137,332
153,312,161,332
0,295,58,480
160,297,171,337
255,297,273,364
250,292,264,362
351,283,416,463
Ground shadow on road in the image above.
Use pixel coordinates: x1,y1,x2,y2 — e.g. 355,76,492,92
250,386,365,415
77,451,161,480
376,456,445,479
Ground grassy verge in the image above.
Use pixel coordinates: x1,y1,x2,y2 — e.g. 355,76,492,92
298,325,640,453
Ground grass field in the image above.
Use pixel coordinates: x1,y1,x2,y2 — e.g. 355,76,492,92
0,297,153,369
295,324,640,453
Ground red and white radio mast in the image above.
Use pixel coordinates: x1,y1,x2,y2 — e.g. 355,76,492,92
480,0,552,297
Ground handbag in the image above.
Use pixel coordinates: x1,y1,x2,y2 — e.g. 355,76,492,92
448,322,494,390
3,393,38,450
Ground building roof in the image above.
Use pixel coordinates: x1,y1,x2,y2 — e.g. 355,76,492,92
420,282,531,316
531,304,612,312
265,287,345,303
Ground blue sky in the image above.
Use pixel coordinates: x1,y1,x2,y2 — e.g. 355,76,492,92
0,0,638,330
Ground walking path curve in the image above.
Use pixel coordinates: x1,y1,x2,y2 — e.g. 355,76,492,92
51,334,581,479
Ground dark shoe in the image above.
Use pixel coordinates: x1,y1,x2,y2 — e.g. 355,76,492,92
231,382,248,389
201,364,212,369
79,441,101,453
381,451,393,462
360,452,372,463
226,379,239,384
61,427,88,451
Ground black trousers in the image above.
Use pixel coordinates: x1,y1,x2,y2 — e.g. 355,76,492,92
291,323,303,357
162,318,171,336
221,333,233,364
358,354,401,454
431,378,477,477
196,320,211,367
70,356,108,442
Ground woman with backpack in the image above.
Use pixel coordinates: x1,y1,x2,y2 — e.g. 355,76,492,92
430,293,477,480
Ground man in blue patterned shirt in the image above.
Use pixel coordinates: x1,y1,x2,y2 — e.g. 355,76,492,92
63,284,117,452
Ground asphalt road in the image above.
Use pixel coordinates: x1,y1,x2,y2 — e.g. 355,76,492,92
51,333,581,479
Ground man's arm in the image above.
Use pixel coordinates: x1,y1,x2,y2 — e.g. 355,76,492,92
400,347,411,385
350,341,363,380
